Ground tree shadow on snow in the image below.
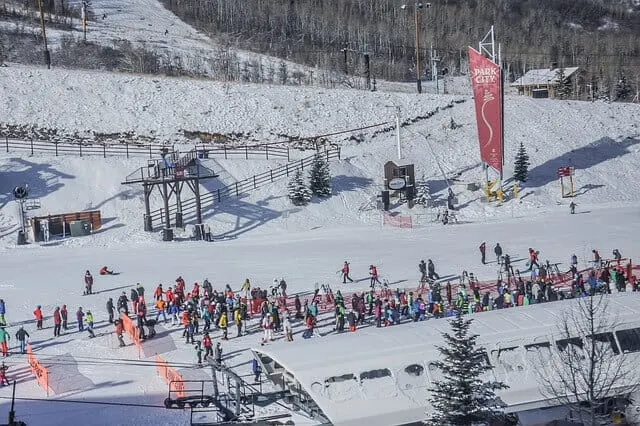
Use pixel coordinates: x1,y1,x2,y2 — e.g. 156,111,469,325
0,157,75,210
526,136,640,189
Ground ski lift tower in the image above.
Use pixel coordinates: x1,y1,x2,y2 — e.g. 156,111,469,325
123,148,218,242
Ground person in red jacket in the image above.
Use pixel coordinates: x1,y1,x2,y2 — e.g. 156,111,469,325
165,287,174,304
528,248,540,271
60,305,68,330
202,332,213,360
53,307,62,337
369,265,380,287
341,261,354,283
33,305,43,330
192,283,200,300
154,284,164,301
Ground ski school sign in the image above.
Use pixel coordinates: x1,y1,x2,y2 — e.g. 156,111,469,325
468,47,503,173
27,343,51,396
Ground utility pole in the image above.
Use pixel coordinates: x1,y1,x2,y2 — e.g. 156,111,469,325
395,107,402,160
37,0,50,69
431,44,440,95
81,0,88,43
414,7,422,94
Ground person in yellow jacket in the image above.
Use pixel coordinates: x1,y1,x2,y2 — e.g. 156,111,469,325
155,299,167,323
233,308,243,338
218,311,228,340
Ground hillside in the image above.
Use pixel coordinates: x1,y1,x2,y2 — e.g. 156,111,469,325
1,64,639,250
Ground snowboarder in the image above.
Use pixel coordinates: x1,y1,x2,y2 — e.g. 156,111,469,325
479,242,486,264
418,260,427,282
494,243,503,263
33,305,43,330
569,201,576,214
341,261,354,283
106,298,115,323
84,270,93,295
99,266,114,275
53,307,61,337
61,305,68,330
76,307,85,332
0,328,8,357
15,326,29,354
427,259,440,281
86,310,96,338
114,319,125,347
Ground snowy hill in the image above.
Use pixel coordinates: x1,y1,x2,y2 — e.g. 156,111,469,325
1,63,640,425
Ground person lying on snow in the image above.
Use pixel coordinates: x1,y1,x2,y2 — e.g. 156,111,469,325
100,266,114,275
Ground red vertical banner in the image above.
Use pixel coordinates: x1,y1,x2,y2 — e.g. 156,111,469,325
468,47,503,173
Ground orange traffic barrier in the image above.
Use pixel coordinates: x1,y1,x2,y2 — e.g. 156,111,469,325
155,355,185,398
121,313,141,358
26,343,51,396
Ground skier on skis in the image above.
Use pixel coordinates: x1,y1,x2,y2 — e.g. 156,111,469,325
341,261,354,283
15,326,29,354
0,363,9,386
106,298,115,323
33,305,43,330
369,265,381,287
86,310,96,338
84,270,94,295
418,260,427,282
53,307,61,337
494,243,503,263
76,307,85,332
427,259,440,281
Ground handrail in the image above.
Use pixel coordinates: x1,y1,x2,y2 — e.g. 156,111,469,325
148,147,341,225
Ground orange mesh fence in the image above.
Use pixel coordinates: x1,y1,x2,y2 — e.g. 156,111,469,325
155,355,185,398
26,343,50,396
121,313,141,358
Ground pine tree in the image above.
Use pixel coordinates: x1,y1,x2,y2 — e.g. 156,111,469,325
415,175,431,207
555,68,572,99
426,309,508,426
513,142,530,183
287,169,311,206
308,152,332,197
615,72,632,101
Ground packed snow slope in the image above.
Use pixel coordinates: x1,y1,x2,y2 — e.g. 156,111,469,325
1,64,640,248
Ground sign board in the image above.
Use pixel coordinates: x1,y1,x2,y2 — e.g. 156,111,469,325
557,167,571,177
388,178,406,190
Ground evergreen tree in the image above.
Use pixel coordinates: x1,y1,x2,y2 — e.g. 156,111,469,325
615,72,632,101
415,175,431,207
308,152,332,197
287,169,311,206
426,309,508,426
555,68,572,99
513,142,530,183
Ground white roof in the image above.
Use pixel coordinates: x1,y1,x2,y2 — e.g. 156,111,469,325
253,293,640,426
512,67,580,87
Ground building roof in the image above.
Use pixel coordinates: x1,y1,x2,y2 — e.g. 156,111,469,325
253,292,640,426
512,67,580,87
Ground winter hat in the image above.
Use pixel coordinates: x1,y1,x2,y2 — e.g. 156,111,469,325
37,305,41,309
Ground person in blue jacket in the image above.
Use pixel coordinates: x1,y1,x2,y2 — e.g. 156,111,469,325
0,300,5,326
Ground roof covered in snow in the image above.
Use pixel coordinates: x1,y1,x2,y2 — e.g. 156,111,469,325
253,292,640,426
512,67,580,87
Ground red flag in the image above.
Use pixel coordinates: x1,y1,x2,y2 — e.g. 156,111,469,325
468,47,503,173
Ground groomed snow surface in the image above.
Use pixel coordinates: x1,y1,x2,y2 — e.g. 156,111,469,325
0,61,640,425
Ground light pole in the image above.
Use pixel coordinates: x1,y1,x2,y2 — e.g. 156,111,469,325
401,2,430,94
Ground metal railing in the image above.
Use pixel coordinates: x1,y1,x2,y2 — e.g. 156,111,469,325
149,147,341,225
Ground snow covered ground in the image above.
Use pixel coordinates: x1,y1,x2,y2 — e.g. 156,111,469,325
0,33,639,426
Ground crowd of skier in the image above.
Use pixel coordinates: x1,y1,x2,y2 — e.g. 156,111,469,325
0,244,635,386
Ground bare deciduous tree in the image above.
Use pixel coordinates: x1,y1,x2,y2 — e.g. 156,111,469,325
534,294,638,426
